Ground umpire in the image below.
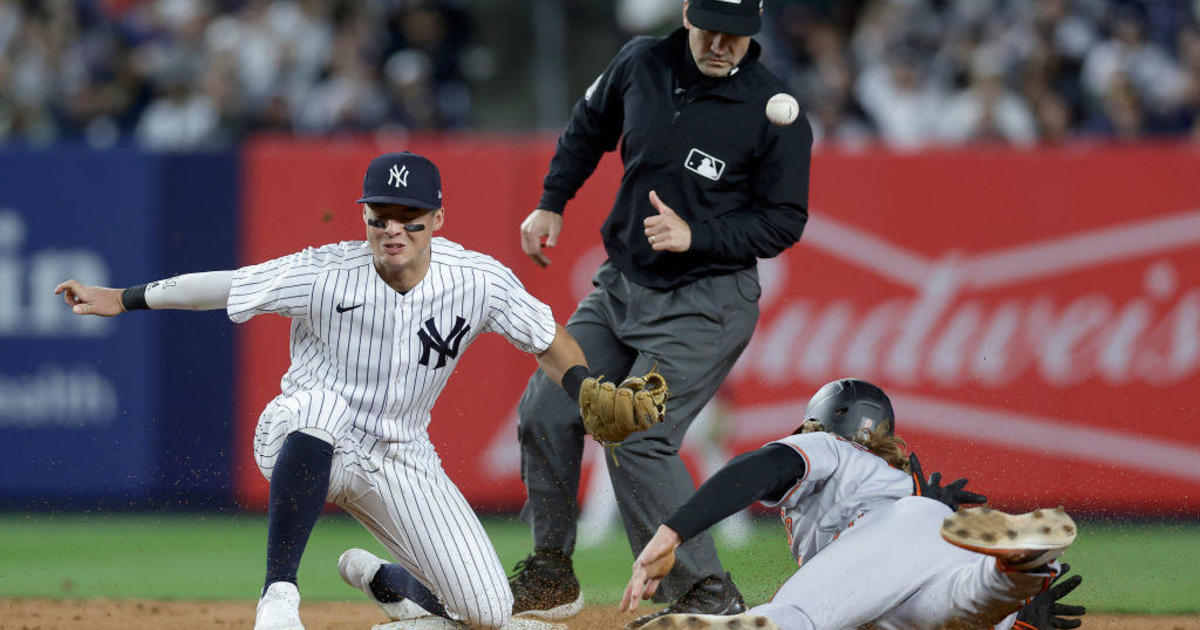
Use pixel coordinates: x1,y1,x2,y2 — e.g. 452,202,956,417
511,1,812,627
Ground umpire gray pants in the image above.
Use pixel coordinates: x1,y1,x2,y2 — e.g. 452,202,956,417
518,261,760,601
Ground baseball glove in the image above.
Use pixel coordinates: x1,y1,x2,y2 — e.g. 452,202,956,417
579,368,668,444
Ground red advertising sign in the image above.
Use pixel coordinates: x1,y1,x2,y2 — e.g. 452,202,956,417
238,138,1200,515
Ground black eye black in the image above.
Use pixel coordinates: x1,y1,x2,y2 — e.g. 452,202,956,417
369,217,428,232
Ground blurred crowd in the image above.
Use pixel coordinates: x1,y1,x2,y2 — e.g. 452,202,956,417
3,0,1200,150
0,0,474,150
764,0,1200,149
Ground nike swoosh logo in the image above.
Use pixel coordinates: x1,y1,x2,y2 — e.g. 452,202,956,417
336,303,364,313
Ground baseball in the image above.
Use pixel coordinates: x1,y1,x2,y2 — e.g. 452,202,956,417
766,93,799,126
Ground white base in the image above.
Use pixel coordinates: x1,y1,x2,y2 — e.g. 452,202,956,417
373,617,568,630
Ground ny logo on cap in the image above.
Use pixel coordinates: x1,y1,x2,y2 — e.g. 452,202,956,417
389,164,409,188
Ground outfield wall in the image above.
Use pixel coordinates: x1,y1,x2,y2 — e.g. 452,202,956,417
235,138,1200,516
2,139,1197,516
0,148,238,508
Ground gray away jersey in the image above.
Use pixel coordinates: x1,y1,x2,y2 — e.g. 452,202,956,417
227,237,556,442
761,432,914,566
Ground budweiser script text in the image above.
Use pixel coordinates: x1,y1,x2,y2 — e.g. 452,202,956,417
735,259,1198,388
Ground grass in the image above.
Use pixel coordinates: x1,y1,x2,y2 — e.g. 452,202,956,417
0,513,1196,614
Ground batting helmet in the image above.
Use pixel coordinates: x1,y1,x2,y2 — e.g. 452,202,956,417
799,378,894,439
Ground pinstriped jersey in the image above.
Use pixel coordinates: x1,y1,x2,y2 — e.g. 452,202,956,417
227,237,556,442
760,432,913,565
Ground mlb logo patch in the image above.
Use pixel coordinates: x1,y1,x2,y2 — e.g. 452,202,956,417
685,148,725,181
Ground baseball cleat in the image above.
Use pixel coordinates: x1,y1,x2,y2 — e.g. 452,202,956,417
941,505,1077,571
255,581,304,630
509,550,584,620
512,592,584,621
339,548,429,621
641,613,779,630
626,573,745,630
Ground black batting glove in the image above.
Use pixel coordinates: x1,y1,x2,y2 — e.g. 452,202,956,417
1014,563,1085,629
909,452,987,512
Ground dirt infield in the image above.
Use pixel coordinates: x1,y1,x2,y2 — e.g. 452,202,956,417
1,599,1198,630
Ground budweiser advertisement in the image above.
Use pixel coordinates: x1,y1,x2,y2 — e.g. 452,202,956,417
239,138,1200,515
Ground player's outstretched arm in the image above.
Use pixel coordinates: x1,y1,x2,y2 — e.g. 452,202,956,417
55,271,234,316
538,326,669,444
55,279,125,316
620,445,805,612
535,324,588,387
621,524,682,612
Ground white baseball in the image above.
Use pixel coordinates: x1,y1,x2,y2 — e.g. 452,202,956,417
766,93,799,126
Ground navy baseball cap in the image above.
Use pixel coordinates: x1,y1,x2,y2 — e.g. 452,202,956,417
687,0,762,36
356,151,443,209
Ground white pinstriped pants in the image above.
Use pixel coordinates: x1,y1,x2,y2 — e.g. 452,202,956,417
253,390,513,629
751,497,1047,630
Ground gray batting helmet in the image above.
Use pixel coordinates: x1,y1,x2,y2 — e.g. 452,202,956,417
799,378,894,439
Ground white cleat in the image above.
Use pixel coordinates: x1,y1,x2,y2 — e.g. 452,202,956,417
641,613,779,630
513,592,585,621
373,617,567,630
339,548,431,621
941,505,1078,571
501,618,569,630
255,581,304,630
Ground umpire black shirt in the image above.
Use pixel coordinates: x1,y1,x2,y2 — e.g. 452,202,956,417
538,27,812,291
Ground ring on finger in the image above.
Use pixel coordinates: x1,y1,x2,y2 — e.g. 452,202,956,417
649,235,656,244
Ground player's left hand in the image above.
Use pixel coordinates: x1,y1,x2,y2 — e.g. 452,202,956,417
579,368,667,444
621,525,682,612
54,279,125,316
1014,563,1085,629
644,190,691,252
910,452,987,512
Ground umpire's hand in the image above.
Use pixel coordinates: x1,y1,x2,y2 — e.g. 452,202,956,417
520,208,563,268
54,279,125,317
644,191,691,252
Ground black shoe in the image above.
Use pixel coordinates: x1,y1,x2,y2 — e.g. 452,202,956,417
625,573,746,630
508,549,585,620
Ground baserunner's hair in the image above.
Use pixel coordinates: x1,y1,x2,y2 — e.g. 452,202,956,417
798,419,910,473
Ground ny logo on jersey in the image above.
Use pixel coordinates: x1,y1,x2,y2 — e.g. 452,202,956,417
417,316,470,369
389,163,409,188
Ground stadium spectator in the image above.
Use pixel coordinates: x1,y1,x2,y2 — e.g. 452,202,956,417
938,48,1038,146
0,0,472,148
2,0,1199,147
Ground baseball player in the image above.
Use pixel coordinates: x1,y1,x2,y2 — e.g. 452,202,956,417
621,378,1085,630
54,152,649,630
511,0,812,624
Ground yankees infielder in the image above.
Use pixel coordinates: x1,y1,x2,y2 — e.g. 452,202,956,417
621,379,1084,630
55,152,600,630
